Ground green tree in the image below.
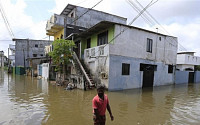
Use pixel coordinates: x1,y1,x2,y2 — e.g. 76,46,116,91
49,39,75,74
195,65,200,71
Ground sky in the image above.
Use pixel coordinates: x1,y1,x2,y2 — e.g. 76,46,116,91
0,0,200,57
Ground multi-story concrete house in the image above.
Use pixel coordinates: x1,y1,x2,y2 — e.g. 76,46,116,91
46,4,127,40
175,52,200,84
72,21,178,91
176,52,200,71
12,39,52,69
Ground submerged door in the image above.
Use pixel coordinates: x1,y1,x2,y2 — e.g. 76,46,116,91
188,72,194,83
142,70,154,88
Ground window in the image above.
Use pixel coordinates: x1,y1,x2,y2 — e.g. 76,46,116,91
40,44,43,48
98,31,108,46
35,44,38,48
159,37,161,41
168,65,173,73
40,54,43,56
71,12,74,17
122,63,130,75
33,54,37,57
87,38,91,48
146,38,153,53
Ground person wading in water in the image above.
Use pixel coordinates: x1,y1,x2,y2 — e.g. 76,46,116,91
92,84,114,125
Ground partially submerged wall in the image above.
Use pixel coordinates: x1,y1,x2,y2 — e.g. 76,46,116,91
175,71,189,84
194,71,200,83
108,55,175,91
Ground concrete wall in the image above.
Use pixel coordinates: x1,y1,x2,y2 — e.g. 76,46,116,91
84,45,109,88
66,7,127,29
194,71,200,83
175,71,189,84
176,64,194,71
42,63,49,79
109,24,178,65
108,55,175,91
14,39,52,67
177,54,200,65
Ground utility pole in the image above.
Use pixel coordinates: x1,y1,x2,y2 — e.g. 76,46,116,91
8,48,9,72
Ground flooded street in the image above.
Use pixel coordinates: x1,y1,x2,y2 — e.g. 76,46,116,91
1,70,200,125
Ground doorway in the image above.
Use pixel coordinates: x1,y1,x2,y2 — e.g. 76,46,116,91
140,63,156,88
143,70,154,88
188,72,194,83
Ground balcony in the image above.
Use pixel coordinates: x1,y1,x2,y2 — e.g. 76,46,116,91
177,54,200,65
46,14,65,36
84,45,109,62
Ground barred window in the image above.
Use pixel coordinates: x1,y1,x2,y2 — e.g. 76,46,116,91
146,38,153,53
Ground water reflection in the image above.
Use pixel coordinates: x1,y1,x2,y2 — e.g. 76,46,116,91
0,71,200,125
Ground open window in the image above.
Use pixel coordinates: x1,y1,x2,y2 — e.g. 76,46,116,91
98,31,108,46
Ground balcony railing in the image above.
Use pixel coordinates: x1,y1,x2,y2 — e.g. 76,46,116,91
84,45,109,60
46,14,65,36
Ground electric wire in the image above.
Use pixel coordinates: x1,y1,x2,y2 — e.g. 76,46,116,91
0,0,14,38
91,0,158,58
133,0,186,51
43,0,103,40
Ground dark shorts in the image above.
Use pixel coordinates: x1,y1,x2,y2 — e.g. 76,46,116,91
93,114,106,125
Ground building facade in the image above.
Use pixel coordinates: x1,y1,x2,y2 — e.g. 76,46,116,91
176,52,200,71
74,21,178,90
13,39,52,68
9,44,15,67
46,4,127,40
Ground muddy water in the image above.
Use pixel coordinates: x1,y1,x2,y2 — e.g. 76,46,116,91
1,70,200,125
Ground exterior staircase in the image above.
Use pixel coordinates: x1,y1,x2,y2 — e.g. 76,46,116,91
72,52,95,89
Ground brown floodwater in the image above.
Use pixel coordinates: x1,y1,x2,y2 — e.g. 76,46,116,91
0,70,200,125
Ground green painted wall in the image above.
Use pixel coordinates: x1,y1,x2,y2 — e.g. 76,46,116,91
108,26,114,44
80,25,115,56
91,35,97,48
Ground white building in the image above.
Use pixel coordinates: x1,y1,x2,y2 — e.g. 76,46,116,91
9,44,15,67
176,52,200,71
72,21,178,91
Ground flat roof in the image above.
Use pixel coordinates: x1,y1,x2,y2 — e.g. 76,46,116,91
12,38,52,42
177,52,196,54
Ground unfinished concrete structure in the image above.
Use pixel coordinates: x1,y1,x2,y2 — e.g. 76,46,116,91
73,21,178,90
46,4,127,40
12,39,52,68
